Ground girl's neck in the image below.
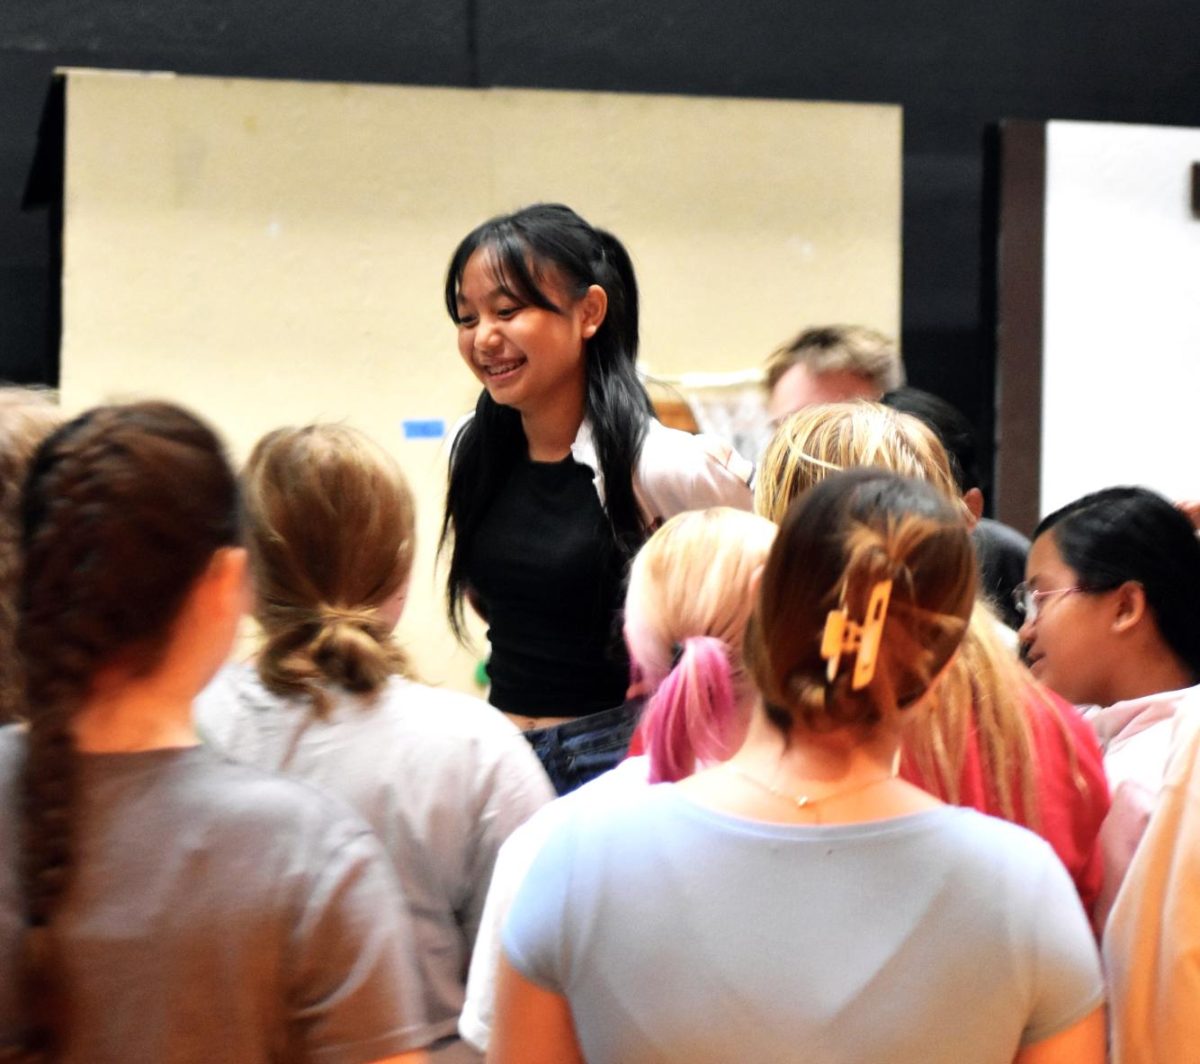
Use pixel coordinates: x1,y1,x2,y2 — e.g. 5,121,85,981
521,381,587,463
1103,654,1196,707
679,710,939,825
72,671,199,753
734,712,900,787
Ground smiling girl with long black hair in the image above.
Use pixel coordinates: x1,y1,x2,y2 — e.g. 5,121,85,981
442,203,752,793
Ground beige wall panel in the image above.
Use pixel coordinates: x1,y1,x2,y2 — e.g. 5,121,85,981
59,68,900,694
487,90,901,373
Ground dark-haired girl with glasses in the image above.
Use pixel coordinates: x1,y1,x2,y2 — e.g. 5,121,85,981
1019,485,1200,931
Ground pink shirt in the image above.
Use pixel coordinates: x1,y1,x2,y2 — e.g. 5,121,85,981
902,685,1110,915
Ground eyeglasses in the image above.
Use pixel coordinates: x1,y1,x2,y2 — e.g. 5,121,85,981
1011,582,1082,623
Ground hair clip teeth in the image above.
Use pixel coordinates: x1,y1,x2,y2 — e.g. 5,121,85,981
820,607,849,683
820,579,892,690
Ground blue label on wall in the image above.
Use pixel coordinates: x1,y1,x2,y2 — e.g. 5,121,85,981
402,419,445,440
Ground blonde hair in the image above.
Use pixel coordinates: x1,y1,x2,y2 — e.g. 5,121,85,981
243,424,415,716
764,325,904,395
624,508,777,782
0,387,63,724
754,401,1039,821
755,402,966,524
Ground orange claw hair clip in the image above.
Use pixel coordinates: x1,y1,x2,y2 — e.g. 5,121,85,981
820,579,893,690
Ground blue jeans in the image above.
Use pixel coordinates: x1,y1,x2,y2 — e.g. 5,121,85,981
523,698,643,796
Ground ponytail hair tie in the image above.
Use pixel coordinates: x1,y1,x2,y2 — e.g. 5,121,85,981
318,604,375,627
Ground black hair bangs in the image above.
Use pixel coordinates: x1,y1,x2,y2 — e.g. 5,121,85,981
444,221,564,323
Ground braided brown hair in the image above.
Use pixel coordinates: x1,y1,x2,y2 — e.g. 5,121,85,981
13,401,239,1058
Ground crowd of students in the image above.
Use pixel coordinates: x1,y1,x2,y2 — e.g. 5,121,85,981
0,202,1197,1062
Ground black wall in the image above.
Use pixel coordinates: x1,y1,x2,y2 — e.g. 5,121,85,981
2,0,1198,479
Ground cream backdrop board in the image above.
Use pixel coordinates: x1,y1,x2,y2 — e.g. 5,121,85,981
59,67,901,694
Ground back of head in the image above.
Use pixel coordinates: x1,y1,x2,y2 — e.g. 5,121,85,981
21,401,241,708
624,508,777,782
881,386,981,494
1036,486,1200,681
751,469,975,735
243,424,415,713
0,387,63,724
753,398,1046,817
0,387,63,516
765,325,904,396
755,402,962,524
17,400,239,1056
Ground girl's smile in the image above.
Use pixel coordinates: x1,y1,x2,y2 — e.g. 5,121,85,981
478,354,527,383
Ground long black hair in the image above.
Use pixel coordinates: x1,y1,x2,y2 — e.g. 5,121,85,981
1034,486,1200,681
440,203,654,639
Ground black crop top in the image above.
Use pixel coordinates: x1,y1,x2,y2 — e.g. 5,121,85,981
465,454,631,718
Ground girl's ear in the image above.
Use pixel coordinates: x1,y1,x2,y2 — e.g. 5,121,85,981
178,546,248,650
748,563,766,601
579,284,608,339
204,547,250,621
962,487,984,528
378,575,412,631
1112,580,1147,634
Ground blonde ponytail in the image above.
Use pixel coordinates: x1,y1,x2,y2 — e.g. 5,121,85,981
243,425,416,713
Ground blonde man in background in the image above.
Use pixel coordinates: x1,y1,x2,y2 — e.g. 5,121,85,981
764,324,904,424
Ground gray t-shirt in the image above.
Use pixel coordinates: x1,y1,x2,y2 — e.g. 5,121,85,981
505,787,1105,1064
197,665,554,1052
0,726,429,1063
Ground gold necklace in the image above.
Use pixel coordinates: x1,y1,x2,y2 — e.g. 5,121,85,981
723,761,899,812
